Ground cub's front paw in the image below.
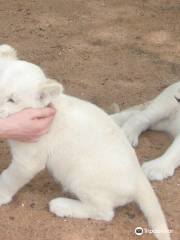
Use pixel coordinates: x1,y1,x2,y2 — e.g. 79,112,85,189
0,193,12,206
49,198,71,218
142,158,174,181
122,127,139,147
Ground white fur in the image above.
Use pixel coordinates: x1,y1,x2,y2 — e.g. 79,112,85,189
111,82,180,181
0,44,17,59
0,45,170,240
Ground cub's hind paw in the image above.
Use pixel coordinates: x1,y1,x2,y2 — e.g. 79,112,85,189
142,159,175,181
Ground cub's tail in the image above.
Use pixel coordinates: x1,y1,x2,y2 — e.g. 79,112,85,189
0,44,17,59
135,173,171,240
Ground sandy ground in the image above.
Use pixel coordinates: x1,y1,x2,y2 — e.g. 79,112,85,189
0,0,179,239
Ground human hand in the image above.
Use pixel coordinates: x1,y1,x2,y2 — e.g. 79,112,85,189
0,107,56,142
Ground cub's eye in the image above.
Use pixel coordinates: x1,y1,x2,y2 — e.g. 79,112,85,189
7,98,15,103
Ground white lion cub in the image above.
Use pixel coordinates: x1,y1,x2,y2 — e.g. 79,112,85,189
0,45,170,240
112,83,180,181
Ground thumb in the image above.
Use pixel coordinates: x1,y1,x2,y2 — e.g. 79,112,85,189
32,107,56,119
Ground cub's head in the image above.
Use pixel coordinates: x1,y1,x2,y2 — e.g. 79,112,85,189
0,60,63,118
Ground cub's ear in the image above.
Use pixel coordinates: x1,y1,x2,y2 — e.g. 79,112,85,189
39,79,63,104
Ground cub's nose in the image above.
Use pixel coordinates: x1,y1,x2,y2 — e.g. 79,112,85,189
175,95,180,102
175,90,180,102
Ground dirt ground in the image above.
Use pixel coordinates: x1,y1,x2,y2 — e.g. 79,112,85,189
0,0,179,239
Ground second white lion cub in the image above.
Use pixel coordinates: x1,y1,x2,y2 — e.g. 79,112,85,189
112,82,180,181
0,45,170,240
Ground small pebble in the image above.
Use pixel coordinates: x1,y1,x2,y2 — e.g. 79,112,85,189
30,203,35,208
